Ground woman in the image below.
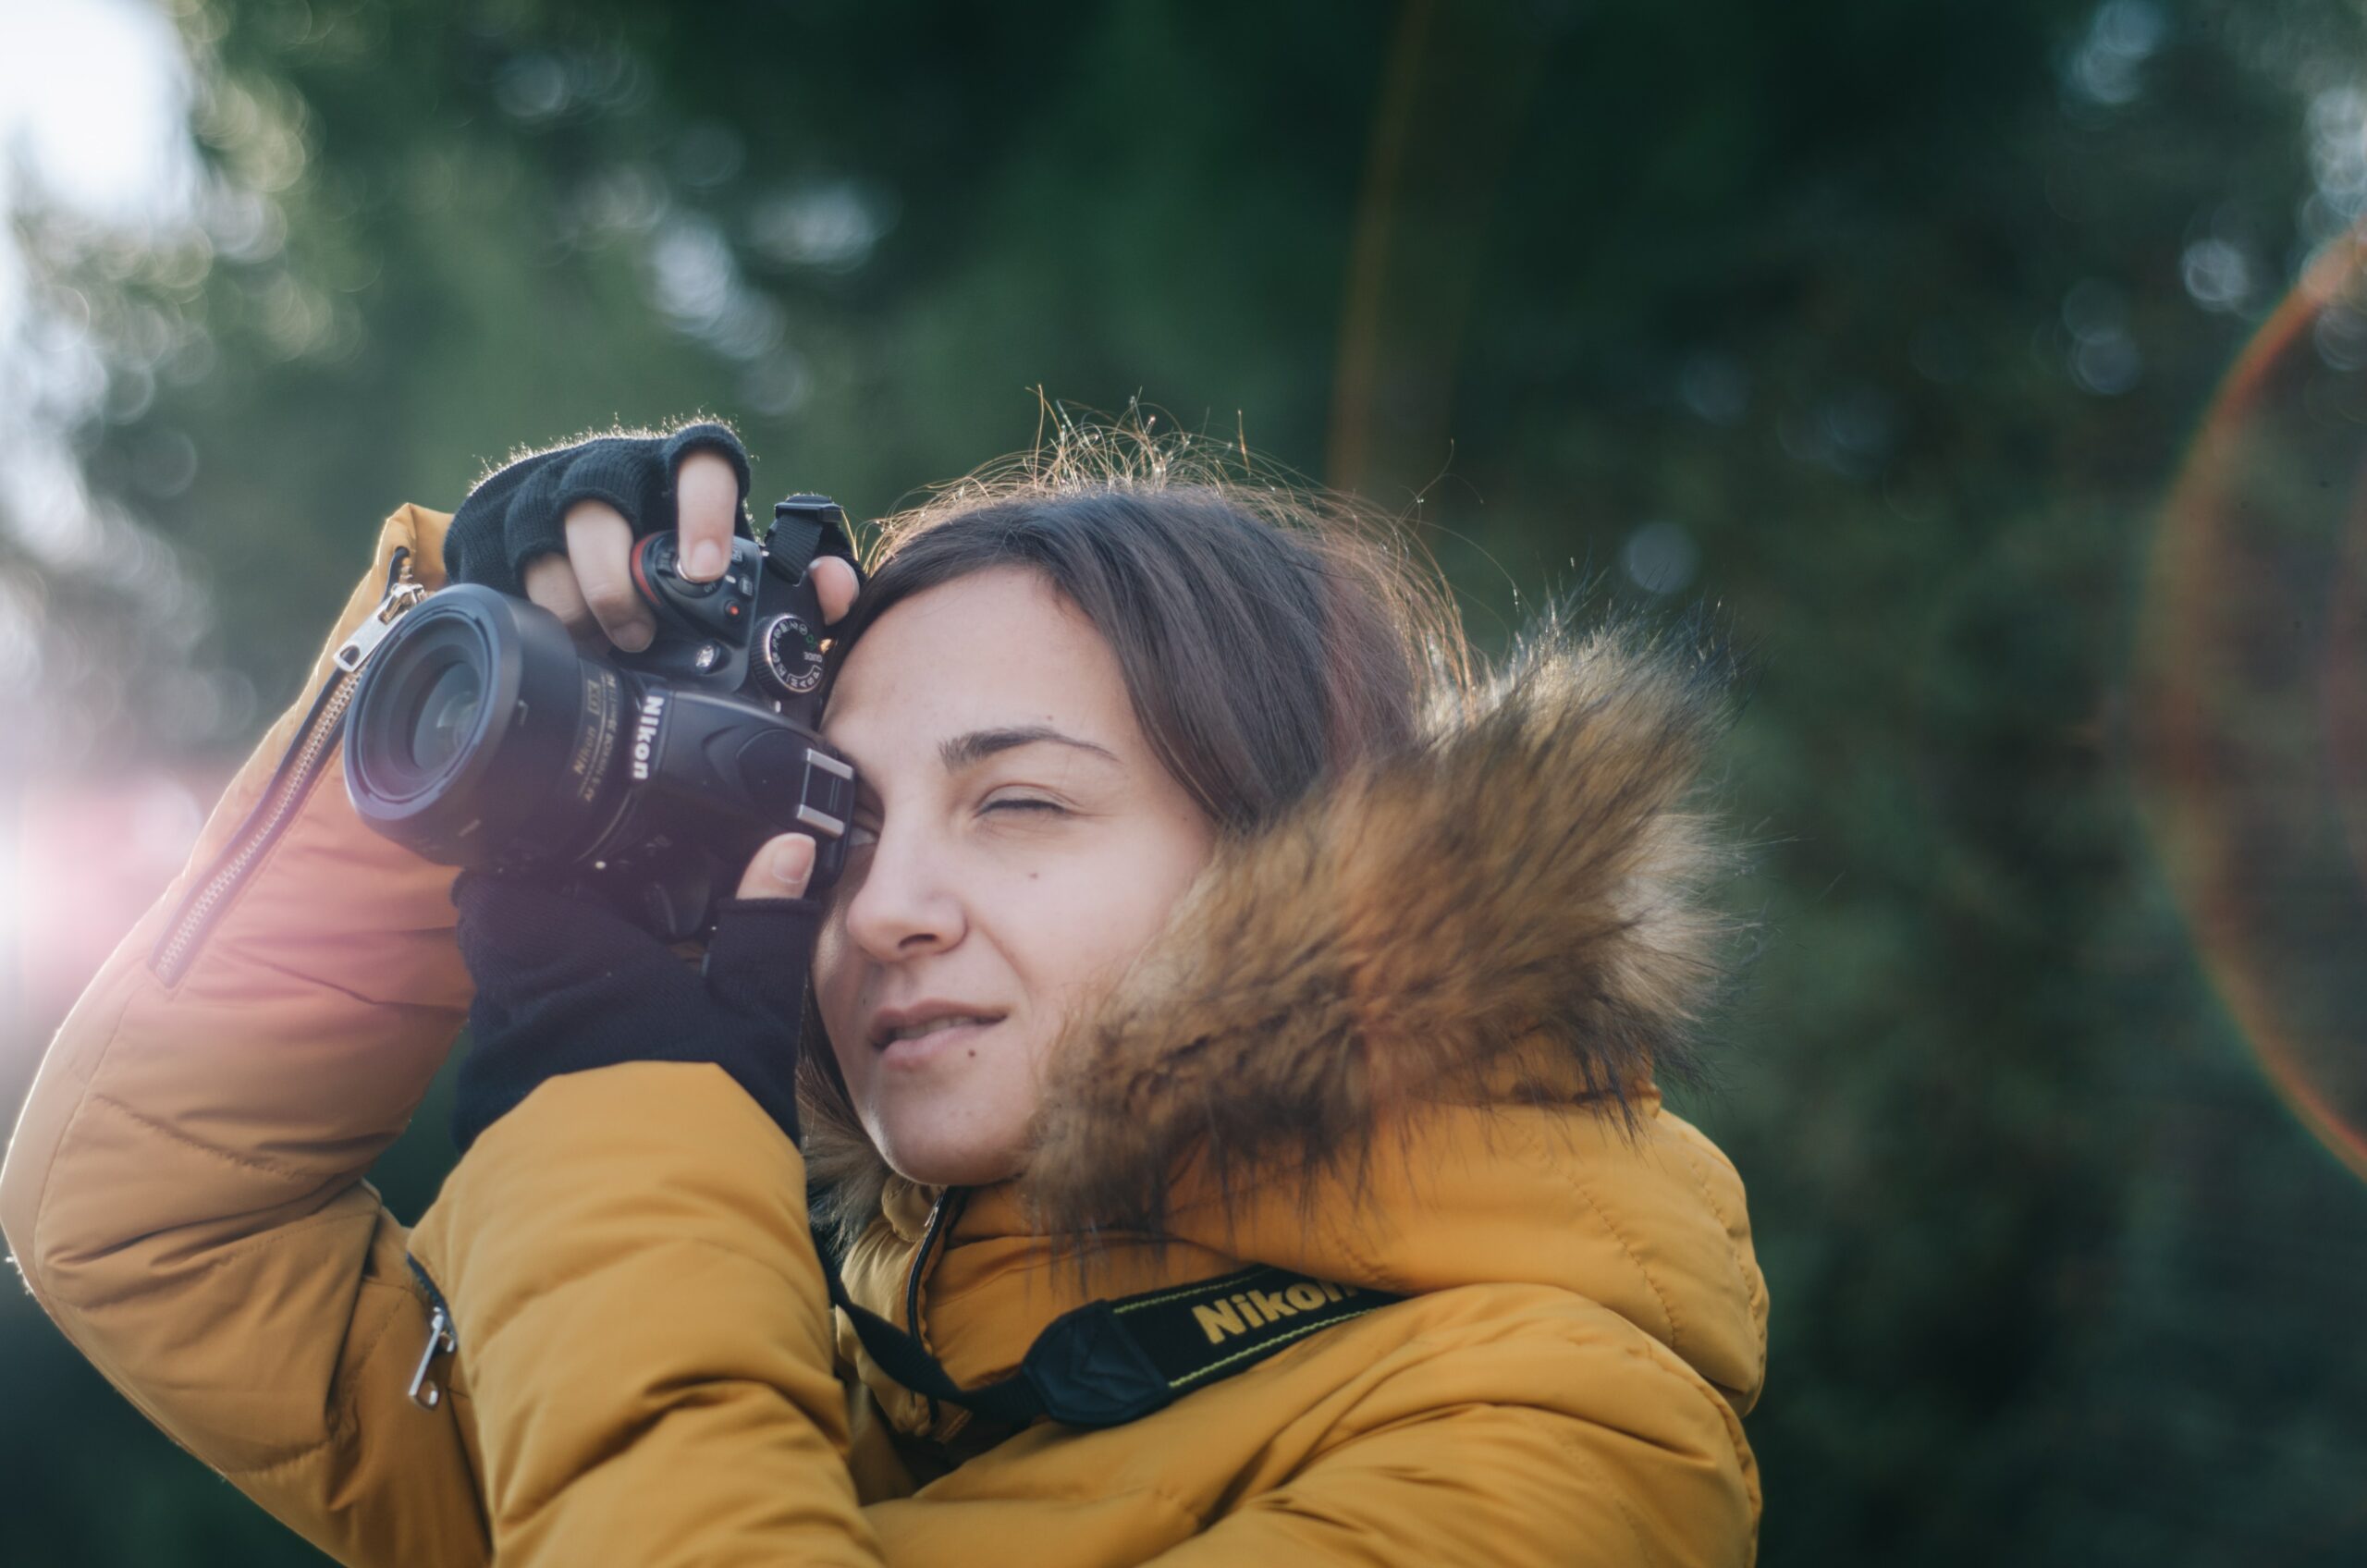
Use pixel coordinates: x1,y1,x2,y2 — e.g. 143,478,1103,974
0,420,1768,1565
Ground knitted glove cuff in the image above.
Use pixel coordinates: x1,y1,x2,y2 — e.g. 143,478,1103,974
448,873,816,1155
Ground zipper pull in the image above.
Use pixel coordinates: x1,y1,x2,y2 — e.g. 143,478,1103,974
408,1302,457,1410
333,546,430,675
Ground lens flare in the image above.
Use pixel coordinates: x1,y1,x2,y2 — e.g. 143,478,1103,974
2138,227,2367,1182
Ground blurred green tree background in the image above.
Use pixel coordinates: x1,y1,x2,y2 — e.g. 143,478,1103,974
6,0,2367,1562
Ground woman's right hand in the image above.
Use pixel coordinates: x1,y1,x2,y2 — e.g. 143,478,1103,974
521,449,742,652
521,451,859,652
442,423,859,650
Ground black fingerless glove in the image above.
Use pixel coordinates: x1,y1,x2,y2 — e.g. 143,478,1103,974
441,423,754,597
448,871,817,1155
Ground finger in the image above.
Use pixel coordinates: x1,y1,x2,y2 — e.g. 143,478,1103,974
810,556,859,625
735,833,817,900
564,500,656,652
675,450,741,582
521,554,595,635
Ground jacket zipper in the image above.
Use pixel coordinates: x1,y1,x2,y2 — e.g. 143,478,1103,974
405,1255,460,1411
904,1193,947,1333
150,550,428,985
905,1188,964,1430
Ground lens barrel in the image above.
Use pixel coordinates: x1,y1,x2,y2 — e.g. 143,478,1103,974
346,585,636,867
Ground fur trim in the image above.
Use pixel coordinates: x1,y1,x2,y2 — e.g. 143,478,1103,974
802,608,1752,1241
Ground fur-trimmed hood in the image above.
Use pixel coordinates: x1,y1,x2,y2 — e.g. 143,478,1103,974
811,613,1769,1438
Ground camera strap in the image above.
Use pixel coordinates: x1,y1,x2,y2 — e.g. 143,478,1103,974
819,1192,1403,1431
767,495,862,582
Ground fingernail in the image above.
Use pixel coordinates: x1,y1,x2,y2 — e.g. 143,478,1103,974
687,540,727,581
766,837,816,893
615,621,655,653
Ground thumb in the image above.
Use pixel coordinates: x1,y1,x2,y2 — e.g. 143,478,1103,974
737,833,817,900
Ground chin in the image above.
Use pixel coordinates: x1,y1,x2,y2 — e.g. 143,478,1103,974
869,1119,1026,1191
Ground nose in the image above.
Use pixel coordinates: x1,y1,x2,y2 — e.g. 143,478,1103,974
840,815,966,962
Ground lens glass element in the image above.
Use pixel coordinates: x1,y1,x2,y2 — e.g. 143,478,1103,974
407,660,484,774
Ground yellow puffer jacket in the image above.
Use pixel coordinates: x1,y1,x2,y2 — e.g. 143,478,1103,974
1,505,1769,1567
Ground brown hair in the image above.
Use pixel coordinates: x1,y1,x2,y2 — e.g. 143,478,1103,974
797,417,1473,1237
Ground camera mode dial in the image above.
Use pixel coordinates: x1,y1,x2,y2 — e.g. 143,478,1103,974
759,613,825,697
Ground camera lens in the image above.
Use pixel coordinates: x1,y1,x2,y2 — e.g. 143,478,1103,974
360,629,488,797
397,656,484,778
346,585,630,867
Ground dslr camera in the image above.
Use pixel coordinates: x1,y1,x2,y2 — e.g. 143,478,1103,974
343,496,860,939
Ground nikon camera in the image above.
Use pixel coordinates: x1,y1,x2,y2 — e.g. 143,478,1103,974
342,496,860,939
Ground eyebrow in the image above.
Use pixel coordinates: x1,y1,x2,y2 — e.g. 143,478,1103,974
938,724,1122,772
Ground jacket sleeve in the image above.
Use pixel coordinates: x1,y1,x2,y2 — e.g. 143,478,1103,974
1136,1315,1760,1568
403,1060,886,1568
0,505,491,1568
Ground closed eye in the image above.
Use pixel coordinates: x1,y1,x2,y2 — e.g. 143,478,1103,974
985,796,1064,815
840,797,1062,848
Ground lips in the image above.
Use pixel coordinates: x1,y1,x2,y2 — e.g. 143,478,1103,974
880,1014,998,1047
867,1000,1009,1050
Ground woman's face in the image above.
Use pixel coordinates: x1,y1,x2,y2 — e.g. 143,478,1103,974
812,565,1217,1188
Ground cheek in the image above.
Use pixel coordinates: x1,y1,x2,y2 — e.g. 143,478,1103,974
800,819,1210,1159
811,914,868,1084
1003,831,1208,1028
